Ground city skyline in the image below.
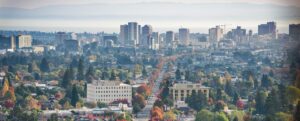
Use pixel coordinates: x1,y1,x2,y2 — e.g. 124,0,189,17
0,0,299,33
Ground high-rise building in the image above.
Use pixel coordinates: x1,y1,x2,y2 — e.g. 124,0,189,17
209,26,224,42
120,24,128,45
55,32,70,45
150,32,159,50
128,22,139,47
0,35,15,50
289,24,300,41
248,30,253,36
179,28,190,45
15,35,32,49
87,80,132,104
258,22,277,38
141,25,153,47
165,31,175,47
229,26,246,42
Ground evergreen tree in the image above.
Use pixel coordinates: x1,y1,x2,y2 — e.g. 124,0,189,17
295,100,300,121
233,91,239,105
142,66,147,77
261,74,272,88
110,69,116,80
216,88,223,101
255,90,267,114
185,70,190,81
61,69,72,88
8,65,15,74
77,58,84,81
265,89,280,115
40,58,50,72
28,63,33,73
225,81,234,97
278,84,289,112
71,85,80,107
85,65,94,83
175,69,181,80
1,57,8,66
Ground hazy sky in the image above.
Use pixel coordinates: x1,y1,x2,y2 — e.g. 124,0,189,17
0,0,300,33
1,0,300,8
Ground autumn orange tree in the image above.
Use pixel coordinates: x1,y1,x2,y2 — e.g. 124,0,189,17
151,106,164,121
137,84,151,96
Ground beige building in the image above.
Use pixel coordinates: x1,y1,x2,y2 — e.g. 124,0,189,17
87,80,132,104
16,35,32,49
169,81,210,101
209,26,224,42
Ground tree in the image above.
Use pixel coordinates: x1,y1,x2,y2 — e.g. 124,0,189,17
85,65,95,83
255,90,267,114
287,86,300,104
28,63,33,73
48,114,58,121
1,77,9,96
40,58,50,72
295,101,300,121
61,68,72,88
236,99,244,110
214,100,226,112
133,103,141,114
8,65,15,74
185,91,207,111
265,89,280,115
133,94,146,108
233,92,239,105
185,70,190,81
278,84,289,112
137,84,151,96
274,112,292,121
77,58,84,80
142,66,147,77
110,69,116,80
196,109,214,121
97,102,108,108
63,101,72,109
101,68,109,80
215,112,229,121
261,74,272,88
164,111,176,121
71,85,80,107
225,81,234,97
175,69,181,80
151,106,164,120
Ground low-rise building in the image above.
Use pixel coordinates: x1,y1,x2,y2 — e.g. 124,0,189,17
87,80,132,104
169,81,210,101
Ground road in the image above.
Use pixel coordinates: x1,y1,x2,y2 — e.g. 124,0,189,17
134,68,166,121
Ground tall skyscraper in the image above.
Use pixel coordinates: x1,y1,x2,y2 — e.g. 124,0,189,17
258,22,277,39
289,24,300,41
15,35,32,49
230,26,246,42
179,28,190,45
141,25,153,47
119,24,128,45
150,32,159,50
128,22,139,47
55,32,70,45
166,31,175,47
0,35,15,50
209,26,224,42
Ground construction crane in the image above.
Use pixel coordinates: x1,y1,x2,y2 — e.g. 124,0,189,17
218,24,232,34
